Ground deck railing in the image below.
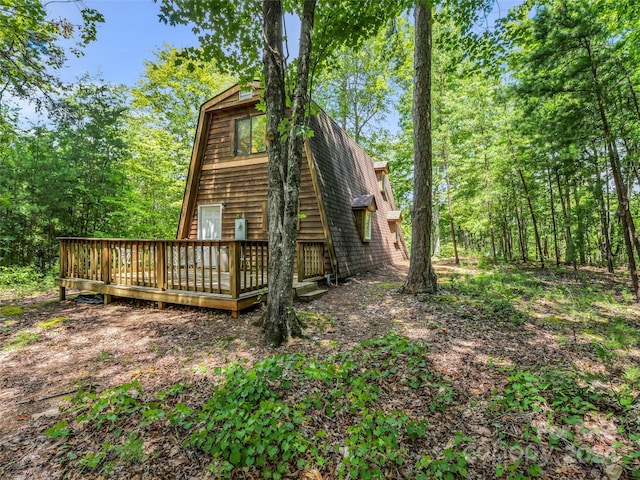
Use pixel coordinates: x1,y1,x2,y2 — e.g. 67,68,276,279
59,238,270,298
59,238,327,300
297,241,325,280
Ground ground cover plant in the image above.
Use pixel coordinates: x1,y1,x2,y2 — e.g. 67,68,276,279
1,260,639,479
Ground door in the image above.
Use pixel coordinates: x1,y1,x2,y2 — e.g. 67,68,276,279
198,205,222,268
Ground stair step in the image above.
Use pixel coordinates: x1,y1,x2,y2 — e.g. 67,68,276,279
294,281,319,296
297,289,328,302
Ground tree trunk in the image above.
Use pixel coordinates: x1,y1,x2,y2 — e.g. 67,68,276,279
479,125,497,264
433,186,441,257
512,188,527,263
262,0,316,345
443,161,458,265
584,38,639,300
513,156,544,268
572,182,586,265
402,1,437,294
591,147,614,272
546,164,561,267
555,168,576,270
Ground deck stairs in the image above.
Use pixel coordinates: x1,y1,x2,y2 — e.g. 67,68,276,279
293,278,328,302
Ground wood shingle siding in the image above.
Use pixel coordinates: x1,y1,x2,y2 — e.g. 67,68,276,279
308,112,408,278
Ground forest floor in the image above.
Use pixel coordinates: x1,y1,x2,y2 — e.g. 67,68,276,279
1,260,639,479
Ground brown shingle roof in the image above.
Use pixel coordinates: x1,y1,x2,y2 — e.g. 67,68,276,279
351,194,377,210
373,161,389,172
387,210,402,221
308,111,407,278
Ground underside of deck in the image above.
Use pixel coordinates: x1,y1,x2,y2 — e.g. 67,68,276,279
56,277,266,317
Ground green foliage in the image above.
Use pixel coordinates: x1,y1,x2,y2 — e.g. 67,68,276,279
44,421,70,439
0,0,104,103
0,266,48,289
443,270,531,324
182,356,310,477
55,333,454,477
37,317,68,329
112,432,147,463
623,366,640,389
490,367,614,422
0,80,130,269
74,381,144,430
341,410,409,479
605,319,640,350
416,434,471,479
1,305,23,316
4,330,38,349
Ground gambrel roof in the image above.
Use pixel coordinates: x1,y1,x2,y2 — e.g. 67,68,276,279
307,111,406,277
178,84,407,279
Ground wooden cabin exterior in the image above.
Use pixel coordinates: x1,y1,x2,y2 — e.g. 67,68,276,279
178,82,408,281
55,82,408,317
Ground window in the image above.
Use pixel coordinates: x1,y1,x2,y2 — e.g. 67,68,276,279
387,211,402,244
364,211,372,241
352,194,376,242
238,88,253,101
235,115,267,156
380,172,388,194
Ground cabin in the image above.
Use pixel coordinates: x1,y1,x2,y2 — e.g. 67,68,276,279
55,82,407,316
178,81,407,278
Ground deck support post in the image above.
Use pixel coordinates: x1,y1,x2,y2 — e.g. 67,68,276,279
156,241,167,310
156,241,166,291
100,241,111,285
296,243,305,281
59,239,67,301
101,241,112,305
229,241,241,299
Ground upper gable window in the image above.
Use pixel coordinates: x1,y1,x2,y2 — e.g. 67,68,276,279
238,88,253,101
235,114,267,156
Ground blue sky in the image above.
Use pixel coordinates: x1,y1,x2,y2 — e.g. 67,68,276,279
48,0,199,86
48,0,523,87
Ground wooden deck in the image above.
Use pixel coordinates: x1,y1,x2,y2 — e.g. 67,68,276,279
56,238,325,317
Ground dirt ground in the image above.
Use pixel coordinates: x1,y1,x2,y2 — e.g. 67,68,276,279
1,261,638,479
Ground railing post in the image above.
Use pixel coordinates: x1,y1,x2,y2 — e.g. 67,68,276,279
100,240,111,285
101,240,112,305
156,241,167,309
297,243,305,281
229,241,241,299
156,241,166,290
59,240,66,301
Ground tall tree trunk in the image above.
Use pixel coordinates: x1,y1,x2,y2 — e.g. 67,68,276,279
502,208,512,262
480,125,497,264
444,161,460,265
433,186,441,257
444,159,459,265
512,188,527,263
509,136,544,268
546,164,561,267
263,0,316,345
573,182,586,265
584,38,639,300
402,0,437,294
555,168,577,270
592,149,614,273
